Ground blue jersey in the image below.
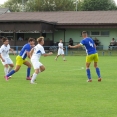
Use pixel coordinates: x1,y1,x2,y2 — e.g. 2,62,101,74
80,37,97,55
19,43,31,59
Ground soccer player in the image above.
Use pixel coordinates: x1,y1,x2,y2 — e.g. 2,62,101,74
69,31,101,82
0,37,15,78
30,36,53,84
55,39,66,61
5,38,35,81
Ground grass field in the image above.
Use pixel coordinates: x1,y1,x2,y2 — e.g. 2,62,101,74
0,55,117,117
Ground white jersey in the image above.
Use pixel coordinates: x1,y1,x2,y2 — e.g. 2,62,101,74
58,43,63,51
31,44,45,61
58,43,64,55
0,44,10,58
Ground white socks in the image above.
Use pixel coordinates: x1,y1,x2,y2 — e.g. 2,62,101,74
63,57,66,61
8,67,13,73
31,73,38,83
4,67,9,76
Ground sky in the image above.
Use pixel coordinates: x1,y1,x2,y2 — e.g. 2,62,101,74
0,0,117,5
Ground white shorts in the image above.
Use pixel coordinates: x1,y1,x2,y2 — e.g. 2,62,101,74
58,50,64,55
1,57,13,65
31,59,43,69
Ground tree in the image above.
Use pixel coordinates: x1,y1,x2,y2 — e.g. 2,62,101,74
25,0,75,11
3,0,28,12
80,0,117,11
3,0,75,12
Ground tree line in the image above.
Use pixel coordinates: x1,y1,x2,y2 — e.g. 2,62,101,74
0,0,117,12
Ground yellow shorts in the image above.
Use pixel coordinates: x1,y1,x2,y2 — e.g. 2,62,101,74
86,53,99,63
16,55,27,66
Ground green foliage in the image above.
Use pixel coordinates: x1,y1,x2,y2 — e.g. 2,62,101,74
80,0,117,11
3,0,28,12
2,0,117,11
25,0,75,11
3,0,75,12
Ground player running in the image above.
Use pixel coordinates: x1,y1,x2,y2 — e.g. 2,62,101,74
30,36,53,84
69,31,101,82
55,39,66,61
5,38,35,81
0,37,15,78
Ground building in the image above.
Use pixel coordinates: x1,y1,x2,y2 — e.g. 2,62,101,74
0,8,10,14
0,11,117,49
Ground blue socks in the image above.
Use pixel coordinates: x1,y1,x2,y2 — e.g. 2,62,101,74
27,68,31,77
6,68,31,78
86,69,91,79
96,67,101,78
7,70,15,77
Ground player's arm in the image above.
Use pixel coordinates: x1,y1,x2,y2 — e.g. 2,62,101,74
59,46,63,49
42,52,53,57
58,44,63,49
69,43,82,48
0,48,5,62
40,47,53,57
0,54,5,62
10,48,15,55
26,46,33,59
26,51,31,59
94,44,96,48
30,48,34,58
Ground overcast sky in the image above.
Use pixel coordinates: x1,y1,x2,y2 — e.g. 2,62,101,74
0,0,117,5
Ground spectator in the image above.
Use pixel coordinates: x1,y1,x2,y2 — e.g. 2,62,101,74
93,37,100,46
109,38,116,46
18,37,23,41
10,38,14,41
69,38,73,46
109,38,116,49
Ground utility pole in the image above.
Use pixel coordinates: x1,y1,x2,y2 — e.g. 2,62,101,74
76,0,78,11
22,0,24,12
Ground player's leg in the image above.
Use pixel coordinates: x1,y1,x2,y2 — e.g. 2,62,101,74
86,55,92,82
6,65,21,79
31,61,45,84
7,64,14,78
23,61,31,80
6,56,22,80
55,50,60,60
1,58,9,76
94,53,101,82
8,64,14,73
61,50,66,61
40,65,45,72
4,64,9,76
31,67,45,84
55,54,59,60
7,58,14,73
31,69,40,84
62,54,66,61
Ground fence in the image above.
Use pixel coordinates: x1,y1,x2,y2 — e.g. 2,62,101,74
11,46,117,56
11,46,68,55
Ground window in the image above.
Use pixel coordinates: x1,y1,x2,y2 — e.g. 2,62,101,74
101,31,109,36
91,31,100,36
80,30,110,37
1,33,13,40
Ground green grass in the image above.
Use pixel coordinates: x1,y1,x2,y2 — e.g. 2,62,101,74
0,55,117,117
